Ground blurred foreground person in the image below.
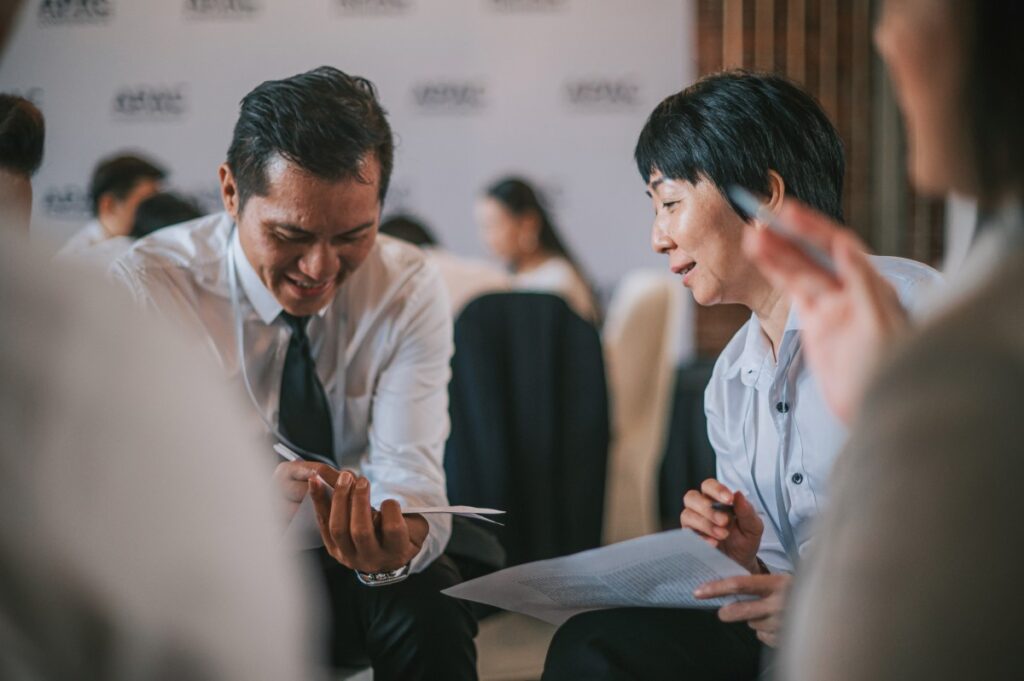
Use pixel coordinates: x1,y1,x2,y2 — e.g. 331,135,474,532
477,176,599,322
0,3,308,679
0,92,43,234
380,213,509,314
741,2,1024,679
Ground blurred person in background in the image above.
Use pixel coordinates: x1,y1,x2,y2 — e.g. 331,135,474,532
57,152,165,258
477,176,599,322
0,1,309,679
740,2,1024,679
76,191,203,269
0,92,43,234
542,71,941,681
380,213,509,315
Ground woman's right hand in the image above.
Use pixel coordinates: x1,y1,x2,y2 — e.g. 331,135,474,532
681,479,764,574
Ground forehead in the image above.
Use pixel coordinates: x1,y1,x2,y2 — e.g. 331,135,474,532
248,155,381,232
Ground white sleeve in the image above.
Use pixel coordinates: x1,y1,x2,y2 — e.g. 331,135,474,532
363,263,455,573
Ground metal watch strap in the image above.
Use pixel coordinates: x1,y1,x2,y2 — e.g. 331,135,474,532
356,563,411,587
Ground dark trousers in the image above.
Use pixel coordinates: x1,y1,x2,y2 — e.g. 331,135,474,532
542,607,763,681
311,549,479,681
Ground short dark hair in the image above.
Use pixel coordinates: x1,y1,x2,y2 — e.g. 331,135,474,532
379,214,437,248
227,66,394,211
131,192,203,239
0,94,44,177
635,71,845,222
89,154,166,216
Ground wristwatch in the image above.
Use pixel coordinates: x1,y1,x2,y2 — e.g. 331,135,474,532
356,563,411,587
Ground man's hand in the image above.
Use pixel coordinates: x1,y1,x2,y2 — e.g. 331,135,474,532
743,200,909,424
309,471,428,573
681,479,764,573
695,573,792,647
272,460,341,521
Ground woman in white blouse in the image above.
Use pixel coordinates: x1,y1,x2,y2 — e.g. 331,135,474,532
476,176,599,323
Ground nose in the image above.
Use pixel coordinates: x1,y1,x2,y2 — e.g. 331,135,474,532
297,241,337,282
651,216,673,255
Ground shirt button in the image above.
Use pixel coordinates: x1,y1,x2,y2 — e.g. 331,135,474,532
791,472,804,485
775,401,790,413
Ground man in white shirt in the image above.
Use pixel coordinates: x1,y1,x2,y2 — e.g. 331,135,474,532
111,66,477,680
56,153,164,257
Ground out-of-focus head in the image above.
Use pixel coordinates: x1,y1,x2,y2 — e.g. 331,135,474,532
0,93,44,234
379,214,438,248
89,154,166,237
635,71,844,306
130,192,203,240
477,177,568,269
221,66,393,317
876,0,1024,206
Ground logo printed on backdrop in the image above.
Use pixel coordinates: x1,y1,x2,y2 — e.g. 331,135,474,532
411,81,487,115
335,0,413,16
486,0,568,12
38,0,113,25
42,185,91,221
564,77,642,112
183,0,261,19
112,84,188,120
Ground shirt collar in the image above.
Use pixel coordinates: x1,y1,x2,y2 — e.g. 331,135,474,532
728,301,802,385
229,225,333,325
231,226,282,325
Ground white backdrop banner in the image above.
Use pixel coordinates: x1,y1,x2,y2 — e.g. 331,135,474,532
2,0,695,287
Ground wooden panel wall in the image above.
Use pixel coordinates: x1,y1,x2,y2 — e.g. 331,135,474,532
693,0,945,357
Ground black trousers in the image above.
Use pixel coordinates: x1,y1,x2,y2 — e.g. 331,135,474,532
311,549,479,681
542,607,763,681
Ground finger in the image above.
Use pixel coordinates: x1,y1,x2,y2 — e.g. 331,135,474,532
694,575,774,599
681,508,729,541
777,199,860,253
328,470,357,558
683,490,732,527
732,491,764,535
699,479,734,506
747,614,784,633
309,476,340,555
718,597,777,623
379,499,410,557
348,477,381,558
743,226,840,302
311,463,341,487
756,630,778,648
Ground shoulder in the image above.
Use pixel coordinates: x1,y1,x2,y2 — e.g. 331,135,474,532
868,255,944,311
706,313,759,405
344,234,447,317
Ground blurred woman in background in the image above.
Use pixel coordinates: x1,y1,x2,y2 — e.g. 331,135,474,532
477,176,599,323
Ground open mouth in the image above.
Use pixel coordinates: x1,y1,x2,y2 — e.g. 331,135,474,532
286,276,331,298
681,262,696,276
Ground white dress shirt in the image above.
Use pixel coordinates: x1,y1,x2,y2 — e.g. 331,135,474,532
1,233,309,679
110,212,454,573
705,255,943,573
513,255,598,322
55,218,107,258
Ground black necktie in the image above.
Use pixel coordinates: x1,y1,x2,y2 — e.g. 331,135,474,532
278,312,335,462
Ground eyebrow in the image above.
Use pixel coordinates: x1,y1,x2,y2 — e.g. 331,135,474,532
645,177,665,197
269,221,375,237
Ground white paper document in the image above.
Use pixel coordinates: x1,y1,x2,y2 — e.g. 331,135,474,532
284,492,505,550
442,529,753,625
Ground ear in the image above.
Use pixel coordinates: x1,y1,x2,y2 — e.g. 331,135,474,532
218,163,240,221
97,193,118,219
764,169,786,214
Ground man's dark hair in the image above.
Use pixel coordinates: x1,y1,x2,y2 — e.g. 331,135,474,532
379,214,437,248
0,94,44,177
635,71,845,222
88,154,166,216
131,192,203,240
227,66,394,211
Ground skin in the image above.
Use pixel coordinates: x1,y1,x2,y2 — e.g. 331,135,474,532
98,177,161,238
646,168,797,645
0,167,32,234
743,0,961,424
476,195,549,273
240,154,427,571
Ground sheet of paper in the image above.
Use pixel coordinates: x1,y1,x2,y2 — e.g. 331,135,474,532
442,529,753,625
283,493,505,550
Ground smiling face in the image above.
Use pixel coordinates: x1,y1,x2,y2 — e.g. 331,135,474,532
647,169,761,307
222,154,381,317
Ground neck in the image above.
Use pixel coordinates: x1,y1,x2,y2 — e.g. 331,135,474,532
98,217,121,239
515,250,551,274
749,283,791,361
